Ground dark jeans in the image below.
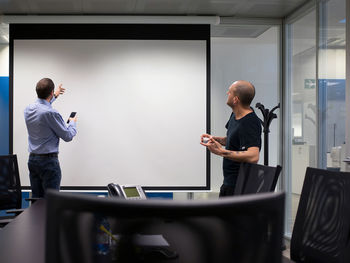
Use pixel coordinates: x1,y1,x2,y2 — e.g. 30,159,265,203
219,184,236,198
28,155,61,198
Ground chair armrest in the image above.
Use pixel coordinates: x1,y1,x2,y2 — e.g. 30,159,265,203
6,209,24,215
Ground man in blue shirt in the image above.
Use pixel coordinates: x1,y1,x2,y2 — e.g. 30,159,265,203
24,78,77,198
201,80,261,197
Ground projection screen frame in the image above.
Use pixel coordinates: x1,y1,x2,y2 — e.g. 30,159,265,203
9,23,210,191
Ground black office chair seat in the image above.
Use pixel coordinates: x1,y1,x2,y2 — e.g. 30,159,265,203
0,154,39,228
284,167,350,263
235,162,282,195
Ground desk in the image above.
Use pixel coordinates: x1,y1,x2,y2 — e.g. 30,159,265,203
0,200,46,263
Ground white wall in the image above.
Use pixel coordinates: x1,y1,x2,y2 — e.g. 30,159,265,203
210,27,280,191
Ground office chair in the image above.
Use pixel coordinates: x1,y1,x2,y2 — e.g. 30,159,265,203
46,190,285,263
0,154,22,227
234,162,282,195
0,154,38,227
284,167,350,263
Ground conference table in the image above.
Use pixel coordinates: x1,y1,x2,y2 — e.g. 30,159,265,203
0,199,227,263
0,200,46,263
0,197,278,263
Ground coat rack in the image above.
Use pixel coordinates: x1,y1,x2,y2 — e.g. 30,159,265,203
255,102,280,166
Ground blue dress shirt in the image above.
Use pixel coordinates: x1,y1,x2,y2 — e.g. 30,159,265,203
24,97,77,154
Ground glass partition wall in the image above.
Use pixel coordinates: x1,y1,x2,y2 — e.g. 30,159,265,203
285,0,346,236
285,9,317,236
318,0,346,171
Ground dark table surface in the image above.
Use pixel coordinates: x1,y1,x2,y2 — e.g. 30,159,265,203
0,199,226,263
0,198,284,263
0,199,46,263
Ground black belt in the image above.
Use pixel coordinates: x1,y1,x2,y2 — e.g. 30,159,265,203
30,152,58,157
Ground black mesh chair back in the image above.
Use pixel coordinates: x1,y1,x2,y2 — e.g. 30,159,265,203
46,190,285,263
234,162,282,195
290,167,350,263
0,154,22,211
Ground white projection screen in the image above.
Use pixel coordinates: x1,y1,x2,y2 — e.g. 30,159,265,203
10,24,210,190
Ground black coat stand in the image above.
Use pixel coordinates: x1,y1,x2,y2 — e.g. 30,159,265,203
256,102,284,250
255,103,280,166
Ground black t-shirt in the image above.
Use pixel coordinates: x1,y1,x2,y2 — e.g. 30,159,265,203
222,110,262,186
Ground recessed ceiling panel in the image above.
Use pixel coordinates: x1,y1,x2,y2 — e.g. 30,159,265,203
211,25,271,38
27,0,82,14
239,1,305,18
186,1,239,16
134,0,189,14
0,0,30,14
83,0,137,14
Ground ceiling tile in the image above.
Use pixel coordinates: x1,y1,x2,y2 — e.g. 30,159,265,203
83,0,137,14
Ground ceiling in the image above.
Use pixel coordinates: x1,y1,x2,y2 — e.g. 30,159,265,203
0,0,311,43
0,0,308,17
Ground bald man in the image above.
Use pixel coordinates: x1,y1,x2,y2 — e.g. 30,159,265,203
201,80,262,197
